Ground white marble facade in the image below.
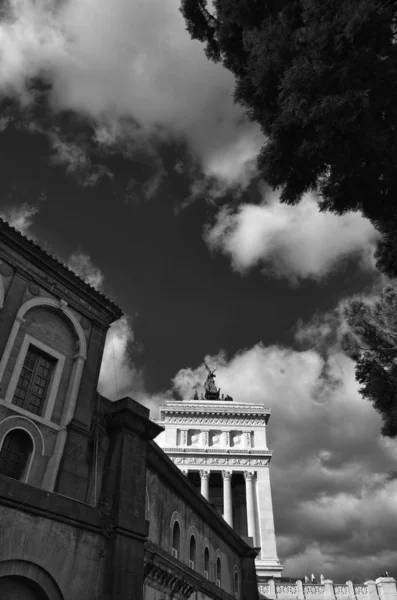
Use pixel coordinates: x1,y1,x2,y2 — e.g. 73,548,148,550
155,398,283,580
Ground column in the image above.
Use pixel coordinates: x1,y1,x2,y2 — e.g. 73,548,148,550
200,470,210,500
244,470,256,540
222,470,233,527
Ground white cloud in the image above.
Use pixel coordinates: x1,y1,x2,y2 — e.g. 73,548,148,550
97,315,164,416
98,316,144,400
66,251,104,290
0,0,262,194
0,202,39,236
205,187,379,282
169,342,397,581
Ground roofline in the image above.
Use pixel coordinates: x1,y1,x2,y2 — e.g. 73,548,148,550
148,440,259,559
0,218,122,320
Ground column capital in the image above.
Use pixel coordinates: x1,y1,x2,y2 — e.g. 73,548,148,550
200,470,210,479
244,470,255,481
222,470,233,480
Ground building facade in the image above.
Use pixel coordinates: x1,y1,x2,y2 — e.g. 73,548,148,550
155,366,283,584
0,218,260,600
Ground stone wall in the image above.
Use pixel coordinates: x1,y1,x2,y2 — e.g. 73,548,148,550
146,440,260,600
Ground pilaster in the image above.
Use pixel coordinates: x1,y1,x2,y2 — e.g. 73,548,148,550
100,397,163,600
73,322,108,428
0,271,27,361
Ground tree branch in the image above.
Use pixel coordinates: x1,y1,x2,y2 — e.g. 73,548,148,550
202,5,220,27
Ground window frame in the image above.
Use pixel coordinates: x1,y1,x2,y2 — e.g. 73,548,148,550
13,346,56,416
204,545,210,579
0,427,35,483
172,520,181,558
5,334,65,422
189,533,196,569
234,566,240,598
216,556,222,587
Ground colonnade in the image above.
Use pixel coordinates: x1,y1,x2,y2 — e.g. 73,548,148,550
195,469,256,539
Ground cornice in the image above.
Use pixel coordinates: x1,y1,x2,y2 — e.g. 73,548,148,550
159,402,271,415
157,415,269,426
0,220,122,323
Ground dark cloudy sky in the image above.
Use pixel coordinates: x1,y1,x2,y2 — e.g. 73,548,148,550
0,0,396,585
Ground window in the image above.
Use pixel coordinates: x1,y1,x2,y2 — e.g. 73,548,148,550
13,346,55,416
189,535,196,569
0,430,33,480
216,557,222,587
204,547,210,579
234,570,239,597
172,521,180,558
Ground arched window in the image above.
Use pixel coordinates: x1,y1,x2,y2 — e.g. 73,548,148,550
204,547,210,579
189,535,196,569
0,430,33,480
216,557,222,587
172,521,181,559
13,346,56,416
234,570,239,597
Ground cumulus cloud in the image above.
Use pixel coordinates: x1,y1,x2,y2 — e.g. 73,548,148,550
169,342,397,582
0,201,39,236
97,316,164,415
66,251,104,290
98,316,142,397
0,0,261,195
205,187,379,282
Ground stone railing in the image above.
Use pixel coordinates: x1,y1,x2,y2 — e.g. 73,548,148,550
258,578,397,600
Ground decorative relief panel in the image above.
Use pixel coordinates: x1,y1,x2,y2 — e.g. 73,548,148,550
210,430,222,446
188,430,201,446
354,587,368,596
334,586,349,597
231,431,242,447
303,585,325,595
259,585,271,595
276,584,298,596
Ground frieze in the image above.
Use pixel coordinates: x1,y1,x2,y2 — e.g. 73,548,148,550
161,416,268,426
171,457,270,466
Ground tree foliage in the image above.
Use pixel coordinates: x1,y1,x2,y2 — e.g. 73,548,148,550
180,0,397,273
181,0,397,433
342,286,397,437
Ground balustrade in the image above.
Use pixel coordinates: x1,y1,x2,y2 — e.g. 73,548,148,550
258,579,397,600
